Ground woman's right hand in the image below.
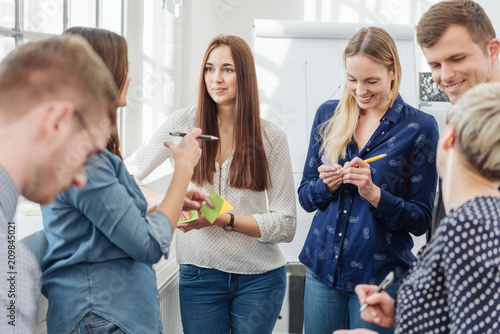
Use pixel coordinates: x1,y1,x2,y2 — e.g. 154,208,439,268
318,164,343,193
164,128,202,171
355,284,396,328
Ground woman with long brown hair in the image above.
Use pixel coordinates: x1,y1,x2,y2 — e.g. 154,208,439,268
40,27,206,334
125,35,297,333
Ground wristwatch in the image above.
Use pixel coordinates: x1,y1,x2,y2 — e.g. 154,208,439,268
224,213,235,231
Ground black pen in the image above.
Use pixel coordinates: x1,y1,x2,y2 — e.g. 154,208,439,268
169,131,219,141
359,271,395,313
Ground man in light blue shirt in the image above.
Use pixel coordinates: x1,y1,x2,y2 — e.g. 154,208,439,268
0,35,117,333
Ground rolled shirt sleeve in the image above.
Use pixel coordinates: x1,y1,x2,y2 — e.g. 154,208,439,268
255,125,297,243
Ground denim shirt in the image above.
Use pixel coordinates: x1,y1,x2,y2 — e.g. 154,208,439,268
298,95,439,291
41,150,173,334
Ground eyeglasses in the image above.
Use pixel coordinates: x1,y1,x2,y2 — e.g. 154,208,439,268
73,109,106,174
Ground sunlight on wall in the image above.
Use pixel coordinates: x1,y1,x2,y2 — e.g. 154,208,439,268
321,0,332,22
304,0,316,21
339,3,360,22
303,0,431,26
300,0,444,78
143,2,154,59
123,0,180,155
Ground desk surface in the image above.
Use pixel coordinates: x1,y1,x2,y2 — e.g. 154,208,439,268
14,198,46,262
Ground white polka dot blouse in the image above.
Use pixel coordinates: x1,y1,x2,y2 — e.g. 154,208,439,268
125,107,297,274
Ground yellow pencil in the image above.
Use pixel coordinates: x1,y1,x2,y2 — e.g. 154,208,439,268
339,154,387,171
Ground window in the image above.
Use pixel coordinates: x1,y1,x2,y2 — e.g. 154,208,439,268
0,0,124,58
0,0,184,162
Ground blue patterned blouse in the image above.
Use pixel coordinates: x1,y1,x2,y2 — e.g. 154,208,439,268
298,95,439,291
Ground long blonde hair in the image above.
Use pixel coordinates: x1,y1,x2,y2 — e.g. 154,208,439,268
320,27,401,164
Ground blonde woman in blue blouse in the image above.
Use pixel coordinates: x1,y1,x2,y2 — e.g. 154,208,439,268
335,82,500,334
298,27,439,333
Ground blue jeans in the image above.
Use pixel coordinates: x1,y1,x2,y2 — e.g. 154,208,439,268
179,264,286,334
70,312,125,334
304,269,397,334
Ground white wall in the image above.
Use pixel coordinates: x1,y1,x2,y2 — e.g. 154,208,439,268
180,0,304,107
178,0,500,108
123,0,500,155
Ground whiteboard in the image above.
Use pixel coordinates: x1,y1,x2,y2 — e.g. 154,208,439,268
252,20,419,262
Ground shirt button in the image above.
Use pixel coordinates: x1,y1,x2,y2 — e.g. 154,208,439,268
343,210,347,214
338,233,342,237
335,256,338,259
366,148,370,152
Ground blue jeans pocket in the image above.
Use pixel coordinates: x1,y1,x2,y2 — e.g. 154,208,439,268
179,264,201,281
70,312,124,334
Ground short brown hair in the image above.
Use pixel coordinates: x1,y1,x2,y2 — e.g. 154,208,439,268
0,35,118,124
416,0,496,53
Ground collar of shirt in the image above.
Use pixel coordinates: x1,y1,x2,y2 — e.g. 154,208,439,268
0,165,19,221
381,94,405,124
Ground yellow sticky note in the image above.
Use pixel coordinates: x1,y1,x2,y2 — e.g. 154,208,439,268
219,197,233,216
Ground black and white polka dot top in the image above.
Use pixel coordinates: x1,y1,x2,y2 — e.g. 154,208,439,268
395,196,500,334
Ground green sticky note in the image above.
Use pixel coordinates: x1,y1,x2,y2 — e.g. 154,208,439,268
21,209,42,216
199,188,224,223
178,210,199,224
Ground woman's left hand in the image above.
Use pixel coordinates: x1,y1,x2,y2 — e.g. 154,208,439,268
340,157,381,207
177,213,213,232
318,164,343,193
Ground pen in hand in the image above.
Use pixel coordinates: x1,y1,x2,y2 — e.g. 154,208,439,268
170,131,219,141
359,271,395,313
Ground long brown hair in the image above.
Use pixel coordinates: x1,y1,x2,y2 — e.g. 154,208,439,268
193,35,270,191
63,27,129,160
